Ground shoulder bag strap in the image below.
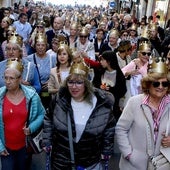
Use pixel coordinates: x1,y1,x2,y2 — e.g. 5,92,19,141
26,98,32,128
33,54,42,87
67,112,76,170
141,106,153,157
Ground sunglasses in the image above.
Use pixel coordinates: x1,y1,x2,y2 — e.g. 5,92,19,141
141,52,151,56
152,81,169,88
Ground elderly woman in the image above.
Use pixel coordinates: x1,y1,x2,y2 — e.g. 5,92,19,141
27,33,56,109
42,60,115,169
0,32,41,93
0,58,45,170
115,56,170,170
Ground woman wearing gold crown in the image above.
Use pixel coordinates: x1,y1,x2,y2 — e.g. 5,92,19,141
26,33,56,109
122,41,152,106
42,60,115,169
0,59,45,170
48,43,72,97
0,32,41,94
115,55,170,170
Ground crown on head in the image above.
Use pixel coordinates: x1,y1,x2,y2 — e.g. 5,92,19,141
129,23,137,31
6,58,23,73
149,23,158,31
36,20,45,27
141,27,150,39
148,55,169,74
2,16,12,25
8,31,23,47
138,41,151,51
109,28,119,37
70,60,89,77
79,27,89,36
70,22,78,29
35,33,47,43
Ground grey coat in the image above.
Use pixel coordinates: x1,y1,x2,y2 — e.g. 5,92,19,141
115,94,170,170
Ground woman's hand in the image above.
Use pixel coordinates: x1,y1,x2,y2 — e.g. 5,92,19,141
23,126,31,136
43,146,52,153
0,149,9,156
161,133,170,147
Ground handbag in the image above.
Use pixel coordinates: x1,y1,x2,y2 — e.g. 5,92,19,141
26,98,43,154
142,107,170,170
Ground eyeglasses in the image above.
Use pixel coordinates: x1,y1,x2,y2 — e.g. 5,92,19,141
67,80,84,87
141,52,151,56
6,47,19,51
123,34,128,36
152,81,169,88
4,76,20,82
80,36,87,38
37,26,44,29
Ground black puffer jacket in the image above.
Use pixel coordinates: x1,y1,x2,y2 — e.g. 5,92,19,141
42,87,115,170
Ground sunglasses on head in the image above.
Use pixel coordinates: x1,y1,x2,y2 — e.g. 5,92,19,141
141,52,151,56
152,81,169,88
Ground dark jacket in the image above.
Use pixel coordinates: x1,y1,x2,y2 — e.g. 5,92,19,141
42,87,115,169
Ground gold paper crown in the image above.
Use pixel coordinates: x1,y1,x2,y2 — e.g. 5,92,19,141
149,23,158,31
8,32,23,47
70,60,89,77
138,41,151,51
35,33,47,43
2,16,12,25
36,20,45,27
79,27,89,36
70,22,78,29
129,23,137,31
148,56,168,74
141,27,150,39
58,43,68,50
99,21,106,27
6,58,24,73
109,28,119,37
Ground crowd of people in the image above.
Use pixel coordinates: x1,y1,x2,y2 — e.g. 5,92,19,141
0,1,169,170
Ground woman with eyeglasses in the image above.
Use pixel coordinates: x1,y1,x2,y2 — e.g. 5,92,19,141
0,59,45,170
122,41,152,102
0,33,41,94
42,60,115,169
115,58,170,170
